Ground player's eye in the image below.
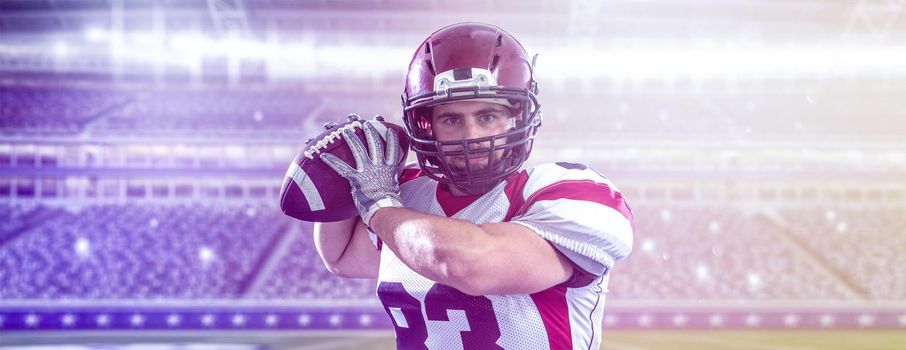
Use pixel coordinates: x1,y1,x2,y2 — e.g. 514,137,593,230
478,114,498,123
438,116,461,127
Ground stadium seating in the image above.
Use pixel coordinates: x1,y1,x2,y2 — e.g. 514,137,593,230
0,86,133,134
2,202,902,302
776,206,906,300
250,220,377,300
96,90,320,134
608,205,858,301
0,203,290,299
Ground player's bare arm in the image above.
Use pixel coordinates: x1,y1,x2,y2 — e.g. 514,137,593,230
368,207,574,296
320,109,573,294
313,217,379,278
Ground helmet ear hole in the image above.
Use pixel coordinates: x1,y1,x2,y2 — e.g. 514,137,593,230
415,107,434,137
417,117,433,136
425,60,436,76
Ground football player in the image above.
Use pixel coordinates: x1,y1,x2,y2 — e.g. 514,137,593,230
316,22,634,349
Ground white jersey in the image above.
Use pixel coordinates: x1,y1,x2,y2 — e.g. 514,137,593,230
374,162,634,350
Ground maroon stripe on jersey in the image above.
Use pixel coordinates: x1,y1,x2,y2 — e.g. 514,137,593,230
557,262,598,288
399,168,424,184
517,180,633,223
530,286,572,350
503,170,530,221
435,183,483,217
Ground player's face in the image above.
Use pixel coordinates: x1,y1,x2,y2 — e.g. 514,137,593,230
430,100,516,171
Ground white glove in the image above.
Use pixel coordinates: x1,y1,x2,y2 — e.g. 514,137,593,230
321,120,404,227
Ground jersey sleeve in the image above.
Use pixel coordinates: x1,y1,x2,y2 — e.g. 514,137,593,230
510,163,634,280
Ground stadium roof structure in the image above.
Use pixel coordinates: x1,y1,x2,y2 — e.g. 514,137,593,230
1,0,904,42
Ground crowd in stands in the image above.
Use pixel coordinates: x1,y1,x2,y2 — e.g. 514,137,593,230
0,203,289,299
0,85,403,136
608,205,858,301
777,206,906,300
1,202,902,302
0,86,133,133
0,203,48,243
96,90,323,134
5,84,903,143
544,93,905,143
249,220,377,300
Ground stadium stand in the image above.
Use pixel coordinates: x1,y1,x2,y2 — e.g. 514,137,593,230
606,205,860,301
94,90,321,134
3,202,902,302
774,206,906,300
249,220,377,300
0,86,133,134
0,204,291,299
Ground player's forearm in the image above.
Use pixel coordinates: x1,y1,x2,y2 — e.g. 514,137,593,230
313,217,358,273
369,206,494,291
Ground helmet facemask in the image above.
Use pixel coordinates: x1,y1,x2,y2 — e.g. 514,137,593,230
404,85,541,195
402,23,542,195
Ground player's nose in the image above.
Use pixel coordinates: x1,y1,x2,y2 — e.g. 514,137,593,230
462,119,486,140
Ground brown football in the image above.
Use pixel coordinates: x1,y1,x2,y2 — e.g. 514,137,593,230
280,115,410,222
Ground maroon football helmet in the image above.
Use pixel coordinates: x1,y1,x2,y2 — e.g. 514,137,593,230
402,22,542,195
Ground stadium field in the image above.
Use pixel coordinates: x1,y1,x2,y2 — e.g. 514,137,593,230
2,330,904,350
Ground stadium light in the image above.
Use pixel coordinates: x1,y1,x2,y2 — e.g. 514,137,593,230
24,314,39,327
75,238,90,258
54,42,68,57
836,222,848,233
747,273,761,289
201,314,215,326
84,27,108,42
61,314,76,327
541,44,906,79
199,247,215,263
695,264,709,280
265,314,279,326
297,314,311,326
96,314,110,327
130,314,145,327
857,314,876,327
820,314,835,328
167,314,181,327
641,239,655,253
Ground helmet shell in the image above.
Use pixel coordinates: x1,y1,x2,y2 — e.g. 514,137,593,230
401,22,542,195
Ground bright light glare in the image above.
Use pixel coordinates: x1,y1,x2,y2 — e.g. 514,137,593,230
54,42,68,57
199,247,215,262
695,264,709,280
84,27,108,42
642,239,655,253
75,238,90,257
660,209,672,221
541,45,906,79
748,273,761,288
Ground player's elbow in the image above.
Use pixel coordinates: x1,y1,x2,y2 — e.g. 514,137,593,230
440,261,484,296
319,257,346,276
321,259,375,279
433,246,493,296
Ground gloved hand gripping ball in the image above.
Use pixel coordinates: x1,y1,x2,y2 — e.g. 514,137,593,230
279,115,410,222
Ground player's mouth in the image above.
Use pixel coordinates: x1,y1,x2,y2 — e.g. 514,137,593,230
454,154,488,162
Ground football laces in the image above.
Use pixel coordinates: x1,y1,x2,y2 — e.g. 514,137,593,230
303,121,364,160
